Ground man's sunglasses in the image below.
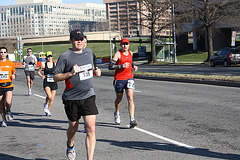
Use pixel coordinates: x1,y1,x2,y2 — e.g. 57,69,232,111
74,37,84,41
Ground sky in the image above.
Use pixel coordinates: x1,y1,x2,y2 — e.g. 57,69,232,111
0,0,103,6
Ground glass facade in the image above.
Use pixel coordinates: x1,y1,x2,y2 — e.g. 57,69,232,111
0,2,106,37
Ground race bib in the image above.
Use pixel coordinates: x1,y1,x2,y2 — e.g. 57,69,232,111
47,74,54,82
127,79,135,90
0,71,9,80
78,64,93,81
28,64,35,71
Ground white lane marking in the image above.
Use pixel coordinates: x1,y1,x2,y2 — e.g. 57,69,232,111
128,126,196,150
136,78,240,89
135,90,142,92
34,94,45,99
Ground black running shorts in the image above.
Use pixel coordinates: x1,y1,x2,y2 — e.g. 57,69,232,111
63,95,98,122
43,82,58,91
0,87,13,96
24,70,35,80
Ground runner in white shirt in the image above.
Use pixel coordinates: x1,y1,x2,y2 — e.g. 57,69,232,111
21,48,37,95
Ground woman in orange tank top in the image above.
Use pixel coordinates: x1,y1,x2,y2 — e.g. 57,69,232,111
108,38,138,128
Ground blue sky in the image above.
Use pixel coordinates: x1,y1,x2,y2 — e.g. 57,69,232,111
0,0,103,6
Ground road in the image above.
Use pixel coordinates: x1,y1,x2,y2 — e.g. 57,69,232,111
98,63,240,76
0,68,239,160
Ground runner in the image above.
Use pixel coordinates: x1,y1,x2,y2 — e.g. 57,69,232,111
0,47,16,127
54,29,101,160
21,48,37,95
37,51,58,116
108,38,138,128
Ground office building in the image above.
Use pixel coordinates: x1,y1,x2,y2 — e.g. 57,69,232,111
103,0,171,37
0,0,106,37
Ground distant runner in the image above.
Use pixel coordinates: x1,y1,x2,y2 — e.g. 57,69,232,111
22,48,37,95
108,38,138,128
37,51,58,116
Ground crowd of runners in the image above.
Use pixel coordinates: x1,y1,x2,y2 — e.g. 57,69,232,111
0,30,138,160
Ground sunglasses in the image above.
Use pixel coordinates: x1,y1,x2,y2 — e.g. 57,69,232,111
0,51,7,54
122,42,129,45
74,37,84,41
27,50,32,52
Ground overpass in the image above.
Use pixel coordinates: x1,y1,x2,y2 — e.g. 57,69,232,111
0,31,122,44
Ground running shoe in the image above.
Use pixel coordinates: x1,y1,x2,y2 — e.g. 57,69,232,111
46,110,51,116
28,90,32,96
43,103,48,114
130,120,137,128
6,111,13,121
1,120,7,127
66,146,76,160
114,112,120,125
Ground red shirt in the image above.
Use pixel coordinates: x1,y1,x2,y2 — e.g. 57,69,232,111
114,50,133,80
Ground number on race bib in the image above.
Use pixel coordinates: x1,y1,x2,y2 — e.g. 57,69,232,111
28,64,35,71
78,64,93,81
47,74,54,82
0,71,9,80
79,70,93,81
127,79,135,90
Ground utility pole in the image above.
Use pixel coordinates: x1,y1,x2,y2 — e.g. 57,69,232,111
108,11,112,59
171,0,177,63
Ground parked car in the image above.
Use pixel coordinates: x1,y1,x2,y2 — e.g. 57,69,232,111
210,47,240,67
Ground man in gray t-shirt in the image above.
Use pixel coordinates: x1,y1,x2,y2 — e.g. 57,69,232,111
54,29,101,160
21,48,37,96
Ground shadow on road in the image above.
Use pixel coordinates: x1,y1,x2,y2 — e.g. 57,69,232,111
0,153,47,160
97,139,240,160
96,121,131,130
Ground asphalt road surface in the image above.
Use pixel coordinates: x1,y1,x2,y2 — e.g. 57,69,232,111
98,63,240,76
0,68,239,160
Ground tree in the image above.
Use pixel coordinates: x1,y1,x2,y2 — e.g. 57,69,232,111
133,0,172,64
0,39,15,53
175,0,240,62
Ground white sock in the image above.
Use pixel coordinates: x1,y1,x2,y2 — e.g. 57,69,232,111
130,117,135,122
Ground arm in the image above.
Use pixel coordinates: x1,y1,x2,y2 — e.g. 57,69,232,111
132,61,138,71
92,53,101,76
34,56,38,64
130,51,138,71
21,57,26,66
93,67,101,76
37,64,46,79
108,51,130,70
54,64,79,82
11,64,16,80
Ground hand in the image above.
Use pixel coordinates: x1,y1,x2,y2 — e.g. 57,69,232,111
42,75,46,79
133,66,138,71
94,67,101,76
11,74,16,80
122,62,130,68
70,64,80,76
